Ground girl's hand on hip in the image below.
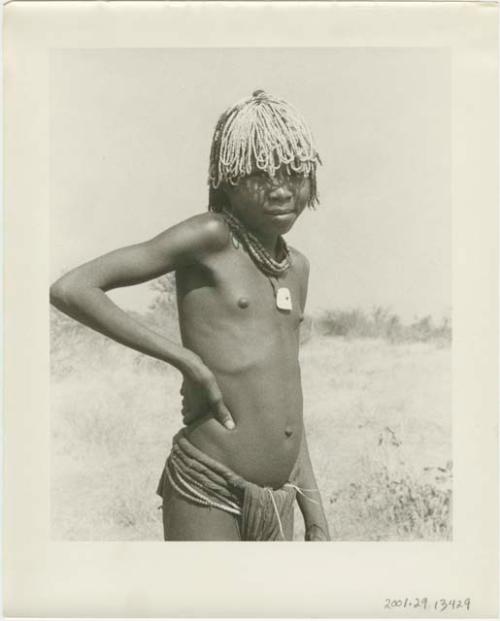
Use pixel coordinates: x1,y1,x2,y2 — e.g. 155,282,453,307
180,359,235,430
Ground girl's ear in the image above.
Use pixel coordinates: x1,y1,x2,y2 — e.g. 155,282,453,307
209,184,231,212
221,182,234,205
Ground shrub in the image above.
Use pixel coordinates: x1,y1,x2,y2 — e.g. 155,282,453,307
316,307,451,344
328,460,452,541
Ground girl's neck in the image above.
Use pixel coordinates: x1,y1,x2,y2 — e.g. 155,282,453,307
220,208,291,277
224,209,280,258
253,229,280,258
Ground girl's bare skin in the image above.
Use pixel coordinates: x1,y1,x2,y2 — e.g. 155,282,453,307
50,166,330,541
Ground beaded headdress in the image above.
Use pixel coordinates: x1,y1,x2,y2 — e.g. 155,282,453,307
208,90,321,212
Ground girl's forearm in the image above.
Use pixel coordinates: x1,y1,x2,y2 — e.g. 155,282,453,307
50,281,198,374
297,426,330,534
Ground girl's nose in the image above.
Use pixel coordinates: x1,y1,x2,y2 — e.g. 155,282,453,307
268,184,293,200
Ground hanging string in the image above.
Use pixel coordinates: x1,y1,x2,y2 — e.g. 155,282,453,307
267,488,286,540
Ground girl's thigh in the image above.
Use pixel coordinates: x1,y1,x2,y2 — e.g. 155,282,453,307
161,479,241,541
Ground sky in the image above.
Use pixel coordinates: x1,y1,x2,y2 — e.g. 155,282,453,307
50,47,451,322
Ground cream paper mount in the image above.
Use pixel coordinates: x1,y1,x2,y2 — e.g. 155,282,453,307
3,0,498,618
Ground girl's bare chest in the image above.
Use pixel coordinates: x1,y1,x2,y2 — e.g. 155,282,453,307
176,253,304,327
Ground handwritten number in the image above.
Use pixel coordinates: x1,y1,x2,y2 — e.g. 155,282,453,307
385,596,468,612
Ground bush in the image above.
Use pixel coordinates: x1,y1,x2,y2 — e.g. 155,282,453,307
143,274,179,335
316,307,451,344
328,463,452,540
326,422,453,541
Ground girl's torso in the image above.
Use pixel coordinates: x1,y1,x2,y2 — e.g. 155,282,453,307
176,239,305,488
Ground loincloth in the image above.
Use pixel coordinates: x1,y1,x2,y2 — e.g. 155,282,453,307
157,429,302,541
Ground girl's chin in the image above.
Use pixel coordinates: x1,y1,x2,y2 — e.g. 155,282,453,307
268,221,297,236
266,212,299,231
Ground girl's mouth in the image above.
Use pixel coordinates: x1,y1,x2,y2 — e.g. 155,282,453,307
266,210,294,216
264,204,295,216
265,209,297,224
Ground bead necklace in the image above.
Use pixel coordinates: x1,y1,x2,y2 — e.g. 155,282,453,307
221,208,291,276
221,208,293,311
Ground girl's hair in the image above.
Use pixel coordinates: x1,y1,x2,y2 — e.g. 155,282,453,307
208,90,321,212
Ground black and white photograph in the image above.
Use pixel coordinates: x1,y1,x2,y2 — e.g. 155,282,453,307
4,1,498,616
49,47,451,542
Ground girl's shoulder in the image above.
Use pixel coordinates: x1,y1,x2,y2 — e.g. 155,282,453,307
189,212,230,249
161,212,230,259
288,245,310,275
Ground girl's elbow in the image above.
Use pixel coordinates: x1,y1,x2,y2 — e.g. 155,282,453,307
50,276,82,310
50,279,69,309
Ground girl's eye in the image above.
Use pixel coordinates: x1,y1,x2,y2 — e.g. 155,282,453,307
290,172,306,183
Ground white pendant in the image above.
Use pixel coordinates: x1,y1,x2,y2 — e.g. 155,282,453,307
276,287,293,311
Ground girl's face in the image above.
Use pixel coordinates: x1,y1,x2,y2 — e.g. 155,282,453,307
224,165,311,236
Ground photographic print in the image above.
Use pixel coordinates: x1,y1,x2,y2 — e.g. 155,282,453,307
4,2,497,616
49,47,451,542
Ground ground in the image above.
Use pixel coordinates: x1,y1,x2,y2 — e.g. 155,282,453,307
50,316,451,541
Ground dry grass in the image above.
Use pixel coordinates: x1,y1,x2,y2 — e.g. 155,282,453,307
297,335,451,540
50,308,452,541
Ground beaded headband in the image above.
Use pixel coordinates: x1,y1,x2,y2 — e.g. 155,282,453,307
208,90,321,211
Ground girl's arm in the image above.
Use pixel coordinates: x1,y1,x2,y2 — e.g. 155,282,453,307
50,213,235,429
292,248,330,540
296,427,331,541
